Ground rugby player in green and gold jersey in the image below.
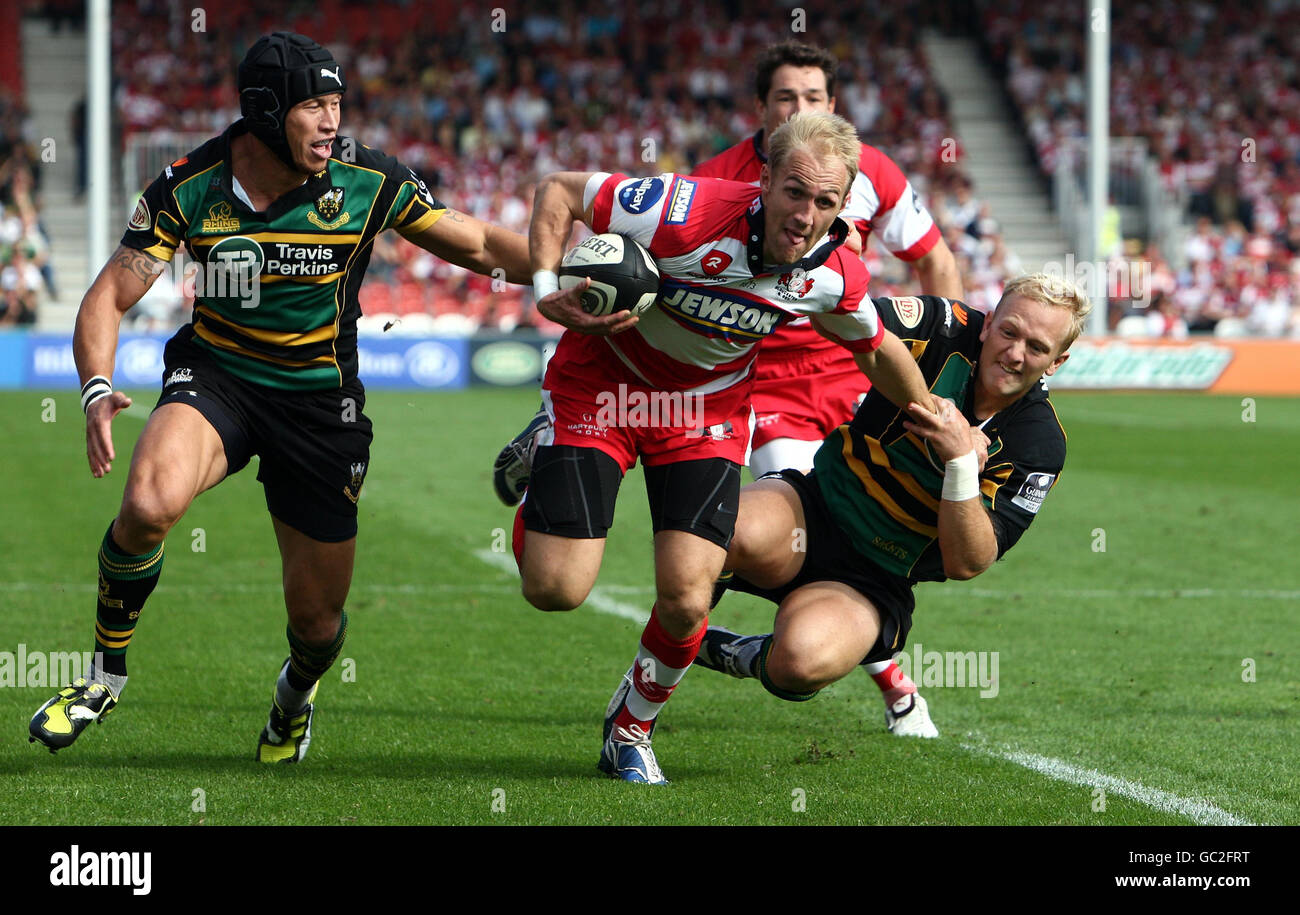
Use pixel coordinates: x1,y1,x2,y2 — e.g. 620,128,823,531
29,32,552,762
694,274,1091,729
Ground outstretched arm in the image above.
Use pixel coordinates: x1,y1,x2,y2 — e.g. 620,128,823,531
911,238,964,300
403,207,531,284
852,330,936,415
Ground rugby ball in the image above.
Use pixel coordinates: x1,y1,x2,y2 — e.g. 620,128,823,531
558,233,660,317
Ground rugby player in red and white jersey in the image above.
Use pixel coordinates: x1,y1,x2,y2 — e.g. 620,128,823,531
691,42,963,738
517,113,938,783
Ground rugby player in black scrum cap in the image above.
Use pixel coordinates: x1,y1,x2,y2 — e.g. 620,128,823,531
30,32,536,763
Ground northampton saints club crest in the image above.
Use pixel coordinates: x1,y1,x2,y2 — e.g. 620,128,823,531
316,187,344,220
308,187,350,230
342,461,366,504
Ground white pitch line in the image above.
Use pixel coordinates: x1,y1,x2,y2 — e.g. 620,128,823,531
961,740,1256,826
471,548,648,624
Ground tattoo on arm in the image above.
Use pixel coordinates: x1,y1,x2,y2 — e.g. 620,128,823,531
109,246,165,285
442,209,467,223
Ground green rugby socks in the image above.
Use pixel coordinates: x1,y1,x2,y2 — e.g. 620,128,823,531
93,523,164,680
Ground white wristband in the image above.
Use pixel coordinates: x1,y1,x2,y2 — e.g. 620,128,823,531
941,450,980,502
80,375,113,414
532,270,559,300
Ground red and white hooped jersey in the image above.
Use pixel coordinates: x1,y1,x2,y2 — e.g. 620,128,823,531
693,131,941,359
583,171,884,393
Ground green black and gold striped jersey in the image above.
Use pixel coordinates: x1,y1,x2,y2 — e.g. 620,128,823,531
813,294,1068,581
121,120,445,390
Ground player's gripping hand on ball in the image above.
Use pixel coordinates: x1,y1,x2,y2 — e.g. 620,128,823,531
535,275,639,336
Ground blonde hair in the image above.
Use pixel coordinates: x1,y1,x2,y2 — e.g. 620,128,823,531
996,272,1093,351
767,111,860,195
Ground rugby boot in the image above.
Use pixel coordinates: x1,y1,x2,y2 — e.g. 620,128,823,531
29,678,118,753
692,625,764,678
883,691,939,739
256,675,319,763
597,667,667,784
492,405,550,506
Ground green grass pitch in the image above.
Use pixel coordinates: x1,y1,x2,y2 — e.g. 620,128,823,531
0,387,1295,825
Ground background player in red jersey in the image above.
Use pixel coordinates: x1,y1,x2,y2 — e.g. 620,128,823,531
695,41,963,476
518,113,938,782
693,41,963,737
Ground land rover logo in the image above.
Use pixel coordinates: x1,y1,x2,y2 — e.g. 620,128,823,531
472,341,542,385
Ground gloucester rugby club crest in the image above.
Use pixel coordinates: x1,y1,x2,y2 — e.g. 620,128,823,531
775,268,814,300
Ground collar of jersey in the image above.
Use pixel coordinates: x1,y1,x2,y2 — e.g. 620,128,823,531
744,202,851,276
751,130,767,164
220,119,334,220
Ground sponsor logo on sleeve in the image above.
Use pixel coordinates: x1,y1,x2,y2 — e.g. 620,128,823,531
128,198,151,232
700,249,732,276
406,167,439,209
1010,471,1056,514
663,178,696,225
618,177,665,214
891,295,923,328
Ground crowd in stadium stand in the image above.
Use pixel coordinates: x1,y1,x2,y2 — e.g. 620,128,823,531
108,0,1018,333
52,0,1293,339
978,0,1300,337
0,80,53,326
